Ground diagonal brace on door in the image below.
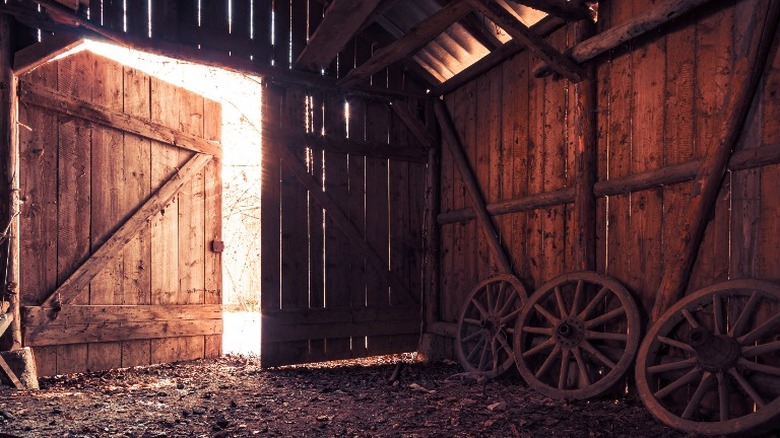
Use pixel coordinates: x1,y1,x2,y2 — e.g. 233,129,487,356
270,134,419,307
35,153,213,310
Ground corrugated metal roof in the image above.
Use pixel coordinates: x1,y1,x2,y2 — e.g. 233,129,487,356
376,0,548,83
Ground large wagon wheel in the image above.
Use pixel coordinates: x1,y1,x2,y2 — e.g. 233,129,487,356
455,274,528,378
636,279,780,436
514,271,641,399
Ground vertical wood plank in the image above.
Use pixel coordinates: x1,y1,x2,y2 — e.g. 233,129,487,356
150,77,182,307
507,53,530,284
56,53,94,375
203,98,223,357
260,85,284,366
628,0,665,317
178,90,205,306
19,61,59,307
121,65,153,367
527,49,544,289
688,2,735,292
364,101,391,353
605,0,633,292
541,28,567,284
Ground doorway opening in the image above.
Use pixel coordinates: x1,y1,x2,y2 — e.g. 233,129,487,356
78,40,263,355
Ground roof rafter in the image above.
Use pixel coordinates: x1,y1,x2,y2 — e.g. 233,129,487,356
338,0,472,86
466,0,584,82
507,0,592,21
294,0,384,72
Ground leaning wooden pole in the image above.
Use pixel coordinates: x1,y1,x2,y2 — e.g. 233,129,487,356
572,20,597,272
650,1,780,321
0,14,20,350
433,99,513,275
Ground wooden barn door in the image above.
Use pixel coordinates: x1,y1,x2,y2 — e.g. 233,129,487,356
17,50,223,376
261,87,426,367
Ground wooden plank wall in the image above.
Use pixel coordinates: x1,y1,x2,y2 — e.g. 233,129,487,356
18,51,222,375
438,0,780,325
24,0,417,93
261,62,427,366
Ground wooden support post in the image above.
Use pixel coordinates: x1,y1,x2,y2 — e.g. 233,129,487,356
433,99,513,275
0,14,20,351
572,21,597,272
533,0,716,78
650,2,780,321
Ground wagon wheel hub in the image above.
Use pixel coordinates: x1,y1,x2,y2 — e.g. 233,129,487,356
554,317,584,348
685,327,741,372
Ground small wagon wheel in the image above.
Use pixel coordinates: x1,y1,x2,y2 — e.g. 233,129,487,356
636,279,780,436
514,271,641,399
455,274,528,378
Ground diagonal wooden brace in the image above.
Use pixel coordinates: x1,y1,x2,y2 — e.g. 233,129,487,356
270,137,419,306
38,153,213,308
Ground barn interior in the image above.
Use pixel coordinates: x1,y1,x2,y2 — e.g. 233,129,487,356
0,0,779,436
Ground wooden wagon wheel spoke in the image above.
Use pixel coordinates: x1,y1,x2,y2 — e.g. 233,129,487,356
739,313,780,345
636,279,780,435
455,274,527,379
523,338,555,358
728,368,766,408
584,330,627,342
554,286,567,319
580,339,616,370
713,294,725,335
653,368,701,400
572,346,591,388
681,371,714,420
558,348,571,390
737,358,780,377
584,307,625,329
535,344,561,378
728,290,760,337
656,336,694,353
681,309,701,329
647,357,697,374
743,340,780,359
515,272,640,400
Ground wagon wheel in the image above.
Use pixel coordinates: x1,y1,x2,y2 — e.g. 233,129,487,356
514,271,641,400
636,279,780,436
455,274,528,378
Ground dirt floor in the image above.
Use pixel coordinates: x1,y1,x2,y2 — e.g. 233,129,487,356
0,354,770,438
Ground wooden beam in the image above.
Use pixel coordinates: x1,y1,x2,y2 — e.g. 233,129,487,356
338,0,472,86
23,304,223,326
24,319,223,347
432,16,564,95
266,128,428,163
2,0,424,100
270,139,419,306
437,141,780,224
422,99,441,328
19,81,222,157
12,33,83,76
508,0,592,20
0,14,20,351
389,100,435,148
295,0,384,71
38,154,213,308
466,0,584,82
532,0,717,77
651,1,780,321
433,99,513,275
572,21,597,271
